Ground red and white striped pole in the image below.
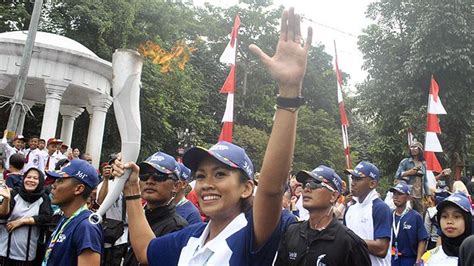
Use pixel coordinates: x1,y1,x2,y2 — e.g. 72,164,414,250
218,15,241,142
424,76,446,190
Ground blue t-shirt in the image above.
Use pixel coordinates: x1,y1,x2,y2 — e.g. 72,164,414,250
45,209,103,266
392,209,429,258
176,200,203,225
147,209,295,266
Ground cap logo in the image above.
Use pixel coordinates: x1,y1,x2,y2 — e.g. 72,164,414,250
356,164,364,169
150,154,165,161
242,161,253,177
314,167,324,172
451,196,461,202
210,144,229,151
76,171,88,179
369,172,376,178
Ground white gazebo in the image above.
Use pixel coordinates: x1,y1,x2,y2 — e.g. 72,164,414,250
0,31,113,167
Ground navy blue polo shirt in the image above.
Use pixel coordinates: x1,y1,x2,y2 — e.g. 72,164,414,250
45,210,103,266
392,209,428,258
176,200,203,225
147,209,295,265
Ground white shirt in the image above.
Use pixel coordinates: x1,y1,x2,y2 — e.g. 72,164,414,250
23,148,45,173
0,138,24,170
178,213,248,265
422,246,458,265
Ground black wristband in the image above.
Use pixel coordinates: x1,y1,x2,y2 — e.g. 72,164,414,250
125,194,141,201
276,95,305,108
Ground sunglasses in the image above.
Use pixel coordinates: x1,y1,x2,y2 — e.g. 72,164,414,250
304,179,336,192
139,172,177,182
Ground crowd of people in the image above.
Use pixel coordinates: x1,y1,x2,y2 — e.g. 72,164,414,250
0,7,473,266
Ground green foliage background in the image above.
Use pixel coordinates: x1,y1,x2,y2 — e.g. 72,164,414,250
0,0,471,195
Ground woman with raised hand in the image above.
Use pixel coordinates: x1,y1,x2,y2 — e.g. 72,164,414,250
0,167,52,265
113,7,312,265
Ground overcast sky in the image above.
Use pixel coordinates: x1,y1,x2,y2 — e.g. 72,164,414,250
194,0,375,90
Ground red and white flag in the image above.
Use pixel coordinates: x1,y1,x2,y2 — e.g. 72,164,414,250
424,76,446,189
334,41,351,169
218,15,240,142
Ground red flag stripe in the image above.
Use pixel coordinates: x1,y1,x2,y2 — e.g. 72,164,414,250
425,151,442,173
230,15,241,48
339,102,349,126
426,114,441,133
220,65,236,94
219,122,233,142
430,76,439,103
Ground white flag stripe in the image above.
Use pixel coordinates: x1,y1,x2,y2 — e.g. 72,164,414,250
427,95,447,114
341,125,349,149
219,38,237,65
426,170,437,190
337,83,343,103
424,132,443,152
221,93,234,122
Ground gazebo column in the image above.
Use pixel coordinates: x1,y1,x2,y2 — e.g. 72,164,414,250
40,80,68,140
17,99,35,135
59,105,84,147
85,94,112,168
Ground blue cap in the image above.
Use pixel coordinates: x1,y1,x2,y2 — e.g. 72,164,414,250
389,182,411,195
345,161,380,180
138,152,180,177
178,163,192,182
296,165,343,193
183,141,254,179
437,192,472,214
46,159,99,188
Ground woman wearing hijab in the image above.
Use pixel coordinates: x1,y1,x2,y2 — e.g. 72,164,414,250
421,192,472,265
0,167,53,265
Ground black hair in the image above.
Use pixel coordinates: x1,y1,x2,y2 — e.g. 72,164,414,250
70,178,93,200
238,170,254,213
9,153,25,170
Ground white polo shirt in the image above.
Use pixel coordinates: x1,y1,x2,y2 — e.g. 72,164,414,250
147,210,295,266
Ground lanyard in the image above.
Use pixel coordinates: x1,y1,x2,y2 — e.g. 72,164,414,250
42,205,88,265
392,207,409,239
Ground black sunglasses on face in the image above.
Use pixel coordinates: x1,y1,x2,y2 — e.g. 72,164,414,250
139,172,177,182
304,180,335,192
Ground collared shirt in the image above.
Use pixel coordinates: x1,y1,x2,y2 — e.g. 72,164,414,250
395,157,430,197
0,138,24,170
275,216,371,265
344,189,392,266
23,148,45,173
391,209,428,260
421,246,457,265
147,209,295,266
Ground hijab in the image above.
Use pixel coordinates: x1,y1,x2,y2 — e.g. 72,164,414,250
17,167,46,203
436,202,473,257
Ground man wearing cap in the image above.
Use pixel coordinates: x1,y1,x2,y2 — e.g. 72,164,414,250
173,163,202,225
1,129,25,170
53,139,67,161
43,159,103,266
123,151,188,266
389,182,429,266
275,165,371,265
44,138,60,171
344,161,392,266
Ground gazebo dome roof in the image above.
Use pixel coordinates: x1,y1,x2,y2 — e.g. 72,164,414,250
0,31,98,57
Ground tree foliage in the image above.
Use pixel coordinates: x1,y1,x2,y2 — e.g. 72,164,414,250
357,0,473,180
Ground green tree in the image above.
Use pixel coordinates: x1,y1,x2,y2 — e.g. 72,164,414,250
357,0,473,180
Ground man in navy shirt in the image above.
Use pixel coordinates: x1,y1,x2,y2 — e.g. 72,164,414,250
344,161,393,266
174,163,202,224
390,182,428,266
43,159,103,266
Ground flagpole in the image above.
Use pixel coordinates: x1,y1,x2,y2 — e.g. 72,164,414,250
334,40,352,190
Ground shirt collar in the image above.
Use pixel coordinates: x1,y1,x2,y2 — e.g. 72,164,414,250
195,212,248,253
